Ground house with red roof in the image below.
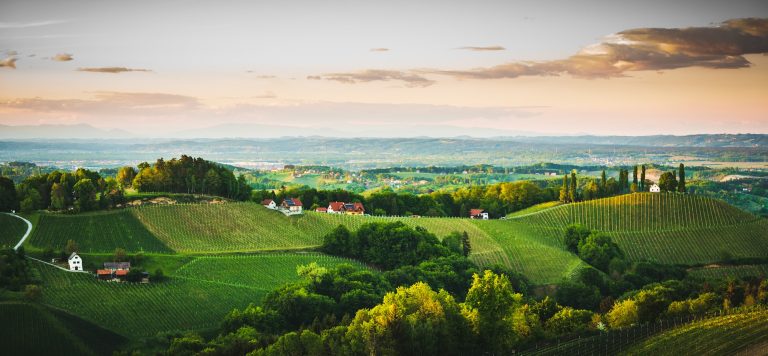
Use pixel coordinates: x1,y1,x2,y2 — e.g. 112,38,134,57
261,199,277,209
327,201,345,214
470,209,489,220
281,198,303,214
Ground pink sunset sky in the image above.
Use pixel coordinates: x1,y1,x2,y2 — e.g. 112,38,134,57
1,0,767,137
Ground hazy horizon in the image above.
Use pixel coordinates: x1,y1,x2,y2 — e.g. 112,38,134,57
1,1,767,137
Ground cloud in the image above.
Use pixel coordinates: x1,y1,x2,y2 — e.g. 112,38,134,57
458,46,506,51
310,69,435,87
435,18,768,80
0,57,17,69
77,67,152,73
0,20,68,29
52,53,73,61
251,91,277,99
1,91,200,113
5,50,18,56
370,48,390,52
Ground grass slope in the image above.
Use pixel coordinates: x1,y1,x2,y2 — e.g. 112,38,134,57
506,201,563,218
30,210,172,253
0,213,27,248
132,203,321,253
624,308,768,356
688,264,768,280
174,253,369,289
0,301,121,355
514,193,768,265
36,253,366,338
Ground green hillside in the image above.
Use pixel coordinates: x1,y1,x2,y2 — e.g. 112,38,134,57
689,264,768,280
0,301,124,355
0,214,27,248
30,210,172,253
624,308,768,355
513,193,768,265
35,253,367,338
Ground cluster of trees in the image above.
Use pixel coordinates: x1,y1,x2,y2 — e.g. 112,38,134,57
130,156,251,200
1,168,125,213
658,164,688,193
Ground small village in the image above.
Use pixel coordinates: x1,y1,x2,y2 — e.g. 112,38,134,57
62,253,150,283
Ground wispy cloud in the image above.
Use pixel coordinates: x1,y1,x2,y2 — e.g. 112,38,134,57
0,57,17,69
1,91,200,112
458,46,506,51
52,53,73,61
309,69,435,87
77,67,152,73
0,19,69,29
370,48,390,52
436,18,768,80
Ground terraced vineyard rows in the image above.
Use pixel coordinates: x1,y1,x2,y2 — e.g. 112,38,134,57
132,203,320,253
624,308,768,355
0,213,27,248
518,193,755,232
513,193,768,265
174,253,369,288
36,262,262,338
30,211,172,253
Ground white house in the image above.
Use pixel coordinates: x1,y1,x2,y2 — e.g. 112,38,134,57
68,253,83,271
281,198,303,214
470,209,489,220
261,199,277,209
649,184,661,193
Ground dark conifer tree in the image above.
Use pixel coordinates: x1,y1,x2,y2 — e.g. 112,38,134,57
678,163,686,193
640,165,646,191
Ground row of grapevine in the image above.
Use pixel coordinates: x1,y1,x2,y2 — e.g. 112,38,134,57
35,261,262,338
517,193,756,232
688,264,768,280
0,302,93,355
30,211,172,253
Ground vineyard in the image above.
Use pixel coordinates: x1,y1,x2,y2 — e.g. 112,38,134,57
173,253,370,289
0,213,27,248
132,203,321,253
34,253,367,338
29,210,172,253
36,261,262,337
514,193,768,265
624,308,768,355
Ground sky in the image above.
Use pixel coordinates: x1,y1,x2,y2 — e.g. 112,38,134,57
0,0,767,137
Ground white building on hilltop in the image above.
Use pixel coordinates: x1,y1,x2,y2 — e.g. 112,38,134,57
649,184,661,193
68,253,83,271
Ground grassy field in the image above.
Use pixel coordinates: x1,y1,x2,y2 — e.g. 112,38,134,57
0,301,124,355
35,253,367,338
173,253,369,289
0,213,27,248
624,308,768,355
30,210,173,253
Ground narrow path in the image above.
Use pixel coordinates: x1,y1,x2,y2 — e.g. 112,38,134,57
2,212,89,274
2,212,32,251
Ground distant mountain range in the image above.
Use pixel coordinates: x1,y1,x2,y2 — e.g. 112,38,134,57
0,123,766,147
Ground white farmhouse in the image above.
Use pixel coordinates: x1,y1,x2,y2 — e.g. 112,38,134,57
649,184,661,193
68,253,83,271
261,199,277,210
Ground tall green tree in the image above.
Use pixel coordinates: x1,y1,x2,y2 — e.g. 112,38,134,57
633,166,638,185
559,175,569,203
569,172,577,202
49,182,67,210
678,163,686,193
73,178,97,212
640,165,646,191
116,166,137,188
464,270,525,354
658,172,678,192
0,176,19,212
462,231,471,257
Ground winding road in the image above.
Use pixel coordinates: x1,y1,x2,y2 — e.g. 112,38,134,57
2,212,32,251
2,212,89,273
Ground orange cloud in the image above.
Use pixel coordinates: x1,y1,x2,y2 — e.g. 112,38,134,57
310,69,435,87
458,46,506,51
77,67,152,73
0,57,17,69
52,53,73,61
